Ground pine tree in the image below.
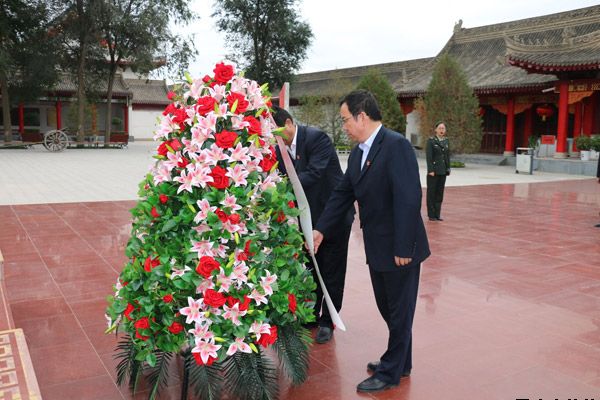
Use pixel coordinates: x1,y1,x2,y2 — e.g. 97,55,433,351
420,53,482,154
357,69,406,135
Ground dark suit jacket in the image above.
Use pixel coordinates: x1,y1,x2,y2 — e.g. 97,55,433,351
276,125,353,228
426,136,450,176
316,126,430,272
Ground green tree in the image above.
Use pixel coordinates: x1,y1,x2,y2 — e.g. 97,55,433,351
0,0,58,143
295,72,353,147
96,0,197,145
356,69,406,135
49,0,104,145
212,0,313,88
420,53,482,154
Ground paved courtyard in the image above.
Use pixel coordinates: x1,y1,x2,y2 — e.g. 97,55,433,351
0,142,599,399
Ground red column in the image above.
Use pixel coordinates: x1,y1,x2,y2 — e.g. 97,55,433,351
572,101,582,152
523,106,533,147
555,81,569,158
504,97,515,156
592,92,599,134
56,100,62,130
582,96,593,136
18,103,24,134
123,104,129,134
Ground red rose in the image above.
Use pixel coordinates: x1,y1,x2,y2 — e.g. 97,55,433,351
244,240,256,257
171,108,188,129
202,75,212,83
196,256,221,278
213,62,234,84
287,201,295,208
288,293,297,314
236,251,248,261
193,353,216,366
134,317,150,330
159,194,168,204
157,142,169,156
215,208,228,223
197,96,217,115
162,294,173,303
203,289,227,308
276,211,286,223
208,166,230,190
144,256,160,272
170,138,183,151
124,303,136,320
226,92,249,114
168,322,184,334
228,214,241,224
135,330,150,341
226,295,250,311
259,154,277,172
167,91,176,100
215,130,238,149
162,103,177,116
151,206,160,218
177,157,189,169
243,115,262,136
256,326,278,347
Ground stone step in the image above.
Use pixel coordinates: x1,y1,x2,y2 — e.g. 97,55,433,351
0,329,42,400
0,251,42,399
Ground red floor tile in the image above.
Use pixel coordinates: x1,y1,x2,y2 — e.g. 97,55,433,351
1,178,599,399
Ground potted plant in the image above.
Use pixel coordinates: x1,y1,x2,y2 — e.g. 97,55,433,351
590,135,600,160
575,135,592,161
528,134,540,156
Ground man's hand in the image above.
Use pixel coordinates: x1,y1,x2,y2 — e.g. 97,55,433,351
428,172,434,176
395,256,412,267
313,230,324,253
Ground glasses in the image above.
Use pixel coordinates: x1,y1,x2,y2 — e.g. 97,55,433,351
340,114,359,125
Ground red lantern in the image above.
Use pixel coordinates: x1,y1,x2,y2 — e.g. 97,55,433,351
536,104,554,121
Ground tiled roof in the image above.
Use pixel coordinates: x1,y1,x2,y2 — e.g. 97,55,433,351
124,79,170,105
395,5,600,97
278,58,434,99
52,73,132,97
506,24,600,71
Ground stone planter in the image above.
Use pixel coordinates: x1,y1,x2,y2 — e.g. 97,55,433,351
580,150,591,161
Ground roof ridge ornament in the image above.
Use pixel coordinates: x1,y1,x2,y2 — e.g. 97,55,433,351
453,19,463,34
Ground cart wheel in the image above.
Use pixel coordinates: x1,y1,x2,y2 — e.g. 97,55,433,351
43,130,69,152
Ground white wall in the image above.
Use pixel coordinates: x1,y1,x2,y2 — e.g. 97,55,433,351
130,108,161,140
406,111,423,147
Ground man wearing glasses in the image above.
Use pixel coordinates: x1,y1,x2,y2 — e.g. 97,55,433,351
313,90,430,393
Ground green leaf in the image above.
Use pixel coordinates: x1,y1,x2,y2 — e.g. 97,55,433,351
161,219,178,233
146,352,157,367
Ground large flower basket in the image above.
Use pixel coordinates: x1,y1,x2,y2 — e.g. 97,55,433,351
105,62,317,400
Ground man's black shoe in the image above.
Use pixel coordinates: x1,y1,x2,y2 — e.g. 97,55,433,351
595,223,600,228
428,217,437,221
315,326,333,344
436,217,444,221
356,376,398,393
366,361,410,377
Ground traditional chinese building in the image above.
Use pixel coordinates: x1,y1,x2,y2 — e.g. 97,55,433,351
284,5,600,157
396,4,600,157
1,68,170,143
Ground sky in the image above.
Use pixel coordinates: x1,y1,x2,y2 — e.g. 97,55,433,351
179,0,600,78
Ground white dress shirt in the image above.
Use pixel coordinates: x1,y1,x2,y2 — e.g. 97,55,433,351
359,124,382,169
288,125,298,159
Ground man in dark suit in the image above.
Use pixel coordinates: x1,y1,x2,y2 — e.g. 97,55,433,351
272,106,354,344
313,90,430,393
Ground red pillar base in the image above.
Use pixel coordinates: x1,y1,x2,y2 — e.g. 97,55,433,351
553,152,568,159
503,150,514,156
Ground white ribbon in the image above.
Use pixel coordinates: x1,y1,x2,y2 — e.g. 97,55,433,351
275,135,346,331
